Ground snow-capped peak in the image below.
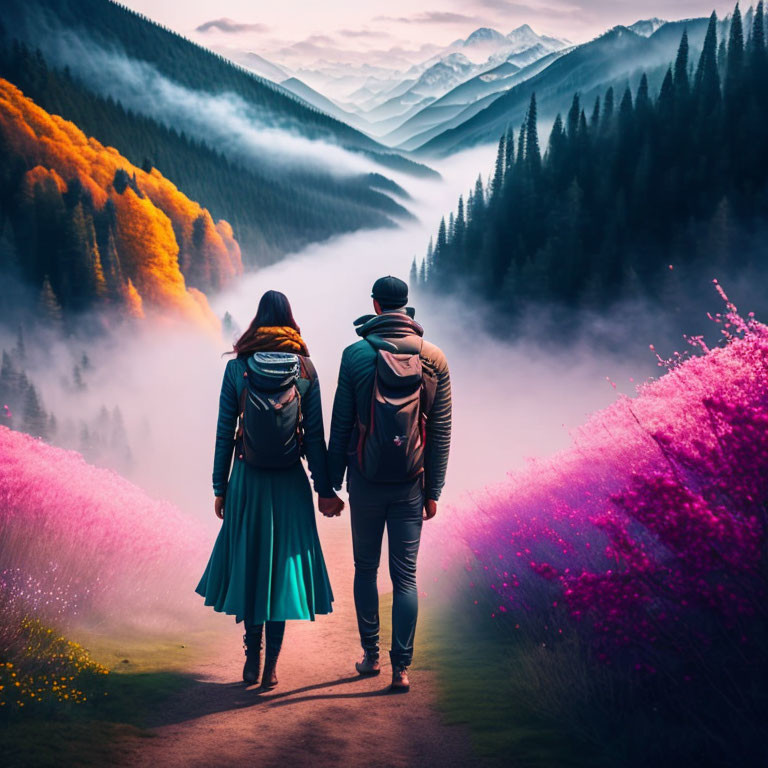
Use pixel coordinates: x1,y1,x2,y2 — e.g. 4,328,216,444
506,24,570,54
464,27,509,46
628,18,667,37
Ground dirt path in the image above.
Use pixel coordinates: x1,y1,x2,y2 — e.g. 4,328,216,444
119,516,479,768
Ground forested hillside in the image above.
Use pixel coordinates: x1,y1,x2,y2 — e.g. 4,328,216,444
0,77,239,329
420,5,768,333
0,0,427,266
5,0,413,157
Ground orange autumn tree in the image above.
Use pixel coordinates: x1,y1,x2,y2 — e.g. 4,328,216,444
0,78,242,329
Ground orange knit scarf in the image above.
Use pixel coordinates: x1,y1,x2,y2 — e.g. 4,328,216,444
244,326,310,356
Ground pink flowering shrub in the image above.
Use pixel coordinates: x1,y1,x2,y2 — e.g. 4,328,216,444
0,426,209,632
459,303,768,668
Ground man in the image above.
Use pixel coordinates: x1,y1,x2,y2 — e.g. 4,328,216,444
324,275,451,692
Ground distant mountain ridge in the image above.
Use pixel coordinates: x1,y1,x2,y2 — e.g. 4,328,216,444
3,0,433,177
0,0,442,278
629,18,668,37
339,25,570,143
414,18,712,156
269,23,569,125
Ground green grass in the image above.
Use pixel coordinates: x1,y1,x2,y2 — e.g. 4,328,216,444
417,584,768,768
0,623,218,768
416,597,592,768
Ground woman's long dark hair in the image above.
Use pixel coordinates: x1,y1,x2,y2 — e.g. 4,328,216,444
231,290,300,357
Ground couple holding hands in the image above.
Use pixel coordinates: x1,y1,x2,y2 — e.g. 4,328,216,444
196,276,451,693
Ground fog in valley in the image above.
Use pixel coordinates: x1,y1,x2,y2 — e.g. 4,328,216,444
6,144,657,532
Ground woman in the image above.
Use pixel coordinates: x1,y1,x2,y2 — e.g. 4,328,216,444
196,290,343,688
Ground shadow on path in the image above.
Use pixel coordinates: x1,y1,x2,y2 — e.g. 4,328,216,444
144,673,389,727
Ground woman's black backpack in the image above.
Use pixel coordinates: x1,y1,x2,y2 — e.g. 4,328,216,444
236,352,314,470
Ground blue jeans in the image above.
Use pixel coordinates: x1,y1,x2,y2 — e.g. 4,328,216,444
349,469,424,668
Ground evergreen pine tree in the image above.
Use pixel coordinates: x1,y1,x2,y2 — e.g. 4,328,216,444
491,134,506,198
454,196,466,250
601,87,615,133
38,276,63,327
726,3,745,100
504,126,515,175
14,325,25,362
658,68,676,133
567,93,581,140
589,96,601,130
636,74,651,114
525,94,541,171
435,218,447,265
547,114,567,178
73,364,85,391
673,29,691,97
750,0,766,71
473,175,485,213
0,350,16,407
696,13,722,116
23,384,48,439
718,39,728,74
619,86,634,124
516,117,527,168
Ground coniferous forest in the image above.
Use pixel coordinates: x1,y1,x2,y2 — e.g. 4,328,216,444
0,0,429,287
420,6,768,333
0,33,409,269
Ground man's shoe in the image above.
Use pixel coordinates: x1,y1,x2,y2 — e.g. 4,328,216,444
390,665,410,693
261,657,278,689
242,630,262,686
355,650,381,676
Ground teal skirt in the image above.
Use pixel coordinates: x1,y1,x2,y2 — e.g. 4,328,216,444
196,459,334,624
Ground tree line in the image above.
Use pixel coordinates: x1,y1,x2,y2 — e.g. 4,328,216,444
418,5,768,328
0,31,401,268
0,328,132,472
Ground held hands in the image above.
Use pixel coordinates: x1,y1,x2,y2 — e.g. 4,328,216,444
318,494,345,518
423,498,438,521
214,496,225,519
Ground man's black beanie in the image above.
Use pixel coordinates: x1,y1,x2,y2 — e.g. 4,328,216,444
371,275,408,309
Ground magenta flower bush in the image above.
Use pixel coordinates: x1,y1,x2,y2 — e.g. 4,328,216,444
458,302,768,666
0,426,209,632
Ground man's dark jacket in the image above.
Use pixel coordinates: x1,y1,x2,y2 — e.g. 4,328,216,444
328,309,451,500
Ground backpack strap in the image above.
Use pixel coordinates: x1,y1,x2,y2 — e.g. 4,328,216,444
296,355,316,397
236,381,247,442
419,340,438,416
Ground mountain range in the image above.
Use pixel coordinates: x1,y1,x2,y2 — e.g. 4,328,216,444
259,16,717,157
223,18,722,155
414,19,712,156
288,24,571,144
1,0,438,275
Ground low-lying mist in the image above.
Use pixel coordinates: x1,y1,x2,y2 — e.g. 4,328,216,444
36,27,382,179
6,145,660,527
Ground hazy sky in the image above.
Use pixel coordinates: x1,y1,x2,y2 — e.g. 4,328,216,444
122,0,736,67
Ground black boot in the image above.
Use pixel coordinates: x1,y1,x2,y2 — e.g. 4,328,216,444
355,649,381,676
242,624,263,685
261,621,284,689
